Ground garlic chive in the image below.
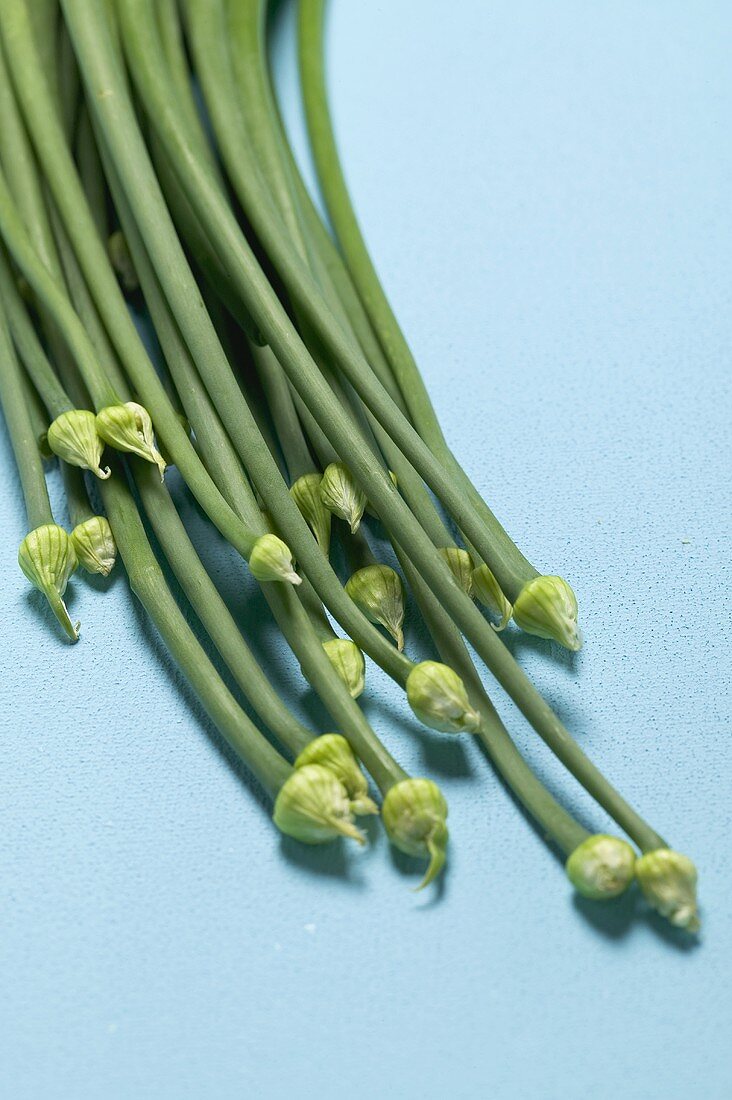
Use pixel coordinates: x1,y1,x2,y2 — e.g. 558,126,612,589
248,533,301,585
406,660,481,734
47,408,110,479
295,734,378,816
345,563,405,650
70,516,117,577
321,637,366,699
273,763,366,845
96,401,166,478
512,575,582,651
18,524,79,641
290,471,331,552
319,461,366,533
438,546,474,596
382,778,449,889
565,835,636,900
472,563,512,630
635,849,700,933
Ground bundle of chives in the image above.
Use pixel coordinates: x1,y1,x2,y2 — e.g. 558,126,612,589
0,0,700,930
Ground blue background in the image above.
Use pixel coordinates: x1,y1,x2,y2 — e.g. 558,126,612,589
1,2,730,1097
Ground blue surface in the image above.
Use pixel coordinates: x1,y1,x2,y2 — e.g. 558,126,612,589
1,2,731,1097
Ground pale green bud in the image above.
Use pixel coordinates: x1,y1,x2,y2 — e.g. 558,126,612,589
95,402,166,478
248,533,300,585
512,575,582,651
108,230,139,292
18,523,79,641
472,563,512,630
322,637,365,699
382,778,448,889
290,472,331,552
273,763,366,845
319,462,367,533
345,563,405,650
46,409,110,480
406,660,481,734
566,834,636,899
635,849,700,933
70,516,117,577
438,547,474,596
295,734,378,816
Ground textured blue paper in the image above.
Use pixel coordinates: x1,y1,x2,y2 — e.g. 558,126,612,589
1,2,730,1097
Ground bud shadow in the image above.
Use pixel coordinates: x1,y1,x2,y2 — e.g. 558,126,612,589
360,695,477,781
388,846,448,906
278,835,370,887
501,623,581,671
572,889,638,939
641,910,701,952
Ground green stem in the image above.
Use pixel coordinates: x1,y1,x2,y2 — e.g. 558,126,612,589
62,462,94,529
132,459,314,759
297,0,539,594
0,293,54,531
100,467,291,801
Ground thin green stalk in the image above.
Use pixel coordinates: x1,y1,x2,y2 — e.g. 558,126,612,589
0,0,265,560
297,0,540,596
61,463,94,529
0,296,54,531
132,460,314,759
104,0,667,851
100,467,292,801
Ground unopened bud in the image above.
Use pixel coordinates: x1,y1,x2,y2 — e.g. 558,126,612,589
345,563,405,650
290,472,331,553
273,763,366,845
295,734,378,816
513,575,582,651
322,637,365,699
70,516,117,577
47,409,110,480
248,533,300,585
319,462,367,533
18,524,79,641
406,660,481,734
438,547,474,596
566,834,636,899
472,563,512,630
635,849,700,933
382,778,448,889
96,402,166,478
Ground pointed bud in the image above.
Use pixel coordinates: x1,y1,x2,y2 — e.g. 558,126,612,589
108,230,139,293
319,462,367,533
273,763,366,845
70,516,117,577
513,575,582,651
382,778,448,889
635,849,700,933
322,637,365,699
295,734,378,816
47,409,110,480
406,660,481,734
566,834,636,899
96,402,166,478
290,472,331,552
472,563,512,630
248,533,301,585
438,547,474,596
18,524,79,641
345,563,405,650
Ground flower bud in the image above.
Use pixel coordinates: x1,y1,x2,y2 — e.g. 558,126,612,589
46,409,110,480
18,523,79,641
406,660,481,734
70,516,117,577
438,547,474,596
321,637,365,699
290,472,331,552
512,575,582,651
472,563,512,630
382,778,448,889
295,734,378,816
96,402,166,478
319,461,367,533
635,849,700,932
108,230,139,293
566,834,636,899
248,533,301,585
273,763,366,845
345,563,405,650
